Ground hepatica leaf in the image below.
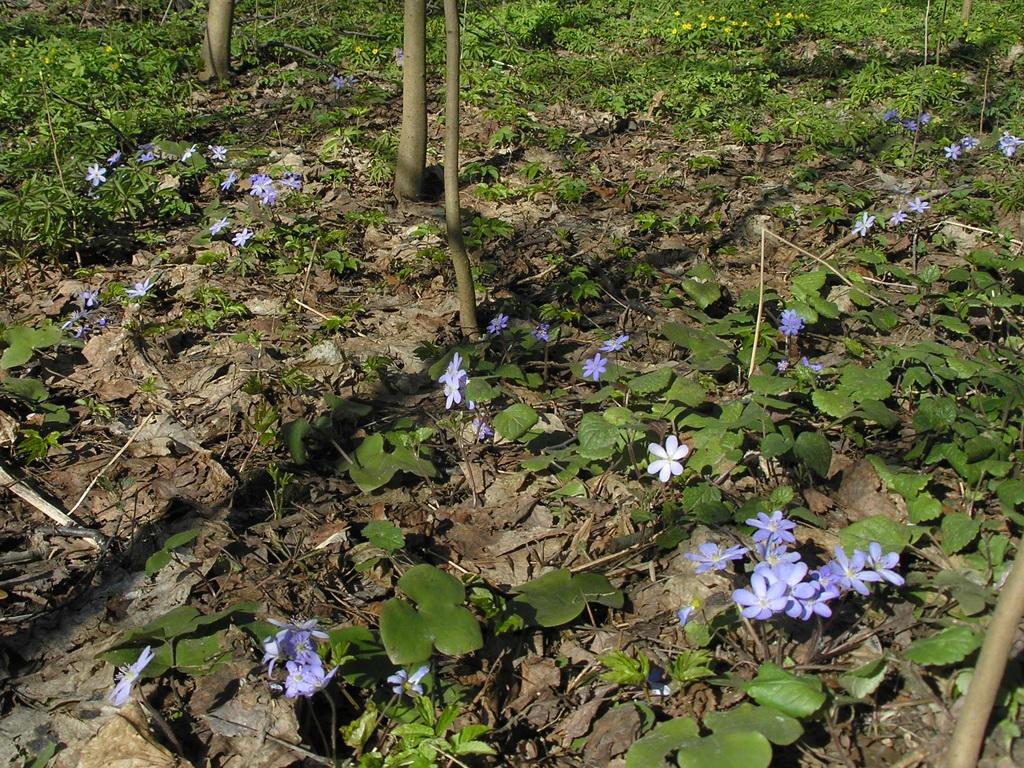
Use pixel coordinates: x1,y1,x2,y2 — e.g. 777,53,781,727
903,626,982,666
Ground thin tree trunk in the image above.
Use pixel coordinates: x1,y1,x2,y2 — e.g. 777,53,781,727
200,0,235,82
960,0,972,23
394,0,427,199
443,0,479,338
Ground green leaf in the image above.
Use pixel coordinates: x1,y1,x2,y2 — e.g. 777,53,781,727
940,512,980,555
164,528,201,550
1,324,63,369
664,376,706,407
839,515,911,554
906,493,942,523
362,520,405,553
347,433,397,492
675,732,773,768
851,399,900,428
748,375,791,396
661,323,733,372
464,377,500,403
628,366,673,395
790,270,827,300
838,365,893,402
759,433,793,459
425,603,483,657
398,564,465,608
680,276,722,309
903,626,982,666
281,417,311,464
379,598,432,664
742,663,826,718
175,632,228,675
625,717,699,768
703,703,803,745
144,550,172,577
811,391,860,421
838,657,889,699
511,570,622,626
493,403,539,441
577,411,620,460
794,431,832,478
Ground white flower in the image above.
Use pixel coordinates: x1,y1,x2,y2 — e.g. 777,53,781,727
647,435,690,483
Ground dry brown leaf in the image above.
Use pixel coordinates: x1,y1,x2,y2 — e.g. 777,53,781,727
78,701,186,768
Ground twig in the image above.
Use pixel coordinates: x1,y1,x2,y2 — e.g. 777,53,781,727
256,40,331,67
945,547,1024,768
67,413,154,517
0,461,95,542
748,227,767,379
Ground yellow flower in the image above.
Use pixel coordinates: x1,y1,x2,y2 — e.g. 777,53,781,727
372,48,379,54
724,27,732,33
741,21,748,27
879,6,888,12
671,27,678,35
674,10,680,16
105,45,113,52
701,22,708,29
786,12,793,18
682,23,692,30
44,56,50,64
642,27,649,34
355,45,363,53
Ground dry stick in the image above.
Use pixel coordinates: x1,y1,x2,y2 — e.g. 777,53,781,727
748,227,768,379
67,412,155,517
979,62,991,137
0,463,82,529
945,548,1024,768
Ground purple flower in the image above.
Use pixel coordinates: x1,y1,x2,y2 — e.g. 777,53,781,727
582,353,607,382
888,209,908,227
881,109,899,122
180,143,198,163
998,132,1023,157
733,571,789,620
249,173,274,199
263,618,330,678
472,417,493,441
647,435,690,482
599,334,630,353
109,646,155,706
395,49,405,65
280,171,302,190
778,309,805,337
677,605,695,627
439,353,469,409
799,357,823,372
746,510,797,544
852,212,875,237
918,112,930,125
532,323,550,342
137,148,155,162
80,289,100,308
220,170,238,191
959,135,980,150
107,150,122,166
86,163,106,187
125,277,154,299
907,197,930,215
753,540,802,570
864,542,904,586
487,313,509,335
283,658,337,698
258,187,278,206
829,546,882,596
944,143,962,160
210,216,230,236
208,144,227,162
901,119,918,132
233,228,254,247
776,359,789,373
685,542,749,574
387,665,429,697
330,74,357,91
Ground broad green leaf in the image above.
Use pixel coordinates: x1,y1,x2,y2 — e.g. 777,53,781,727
839,515,911,554
742,663,826,718
675,732,773,768
144,550,172,577
362,520,405,553
625,717,699,768
680,276,722,309
906,493,942,523
664,376,706,407
281,417,311,463
748,375,791,396
811,391,851,421
379,598,432,664
759,433,793,459
837,657,889,699
1,324,63,369
398,564,465,608
903,625,982,666
794,432,832,478
628,366,673,395
512,570,581,626
703,703,803,745
493,403,539,441
940,512,980,555
164,528,201,550
425,603,483,657
464,377,500,402
661,323,733,372
851,399,900,428
791,270,827,300
577,411,620,460
1,377,50,403
572,572,624,609
175,632,228,675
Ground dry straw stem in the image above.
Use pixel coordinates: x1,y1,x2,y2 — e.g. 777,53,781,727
945,547,1024,768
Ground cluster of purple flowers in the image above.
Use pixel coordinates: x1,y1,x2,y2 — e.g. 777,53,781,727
683,511,903,624
581,331,630,382
329,73,358,91
437,353,493,439
853,195,930,238
777,357,822,374
262,618,338,699
208,214,256,248
998,132,1024,158
62,288,108,337
881,110,929,133
245,171,303,206
85,142,234,191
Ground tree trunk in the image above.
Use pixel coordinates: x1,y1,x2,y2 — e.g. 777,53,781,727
960,0,972,23
200,0,235,82
394,0,428,200
443,0,479,338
